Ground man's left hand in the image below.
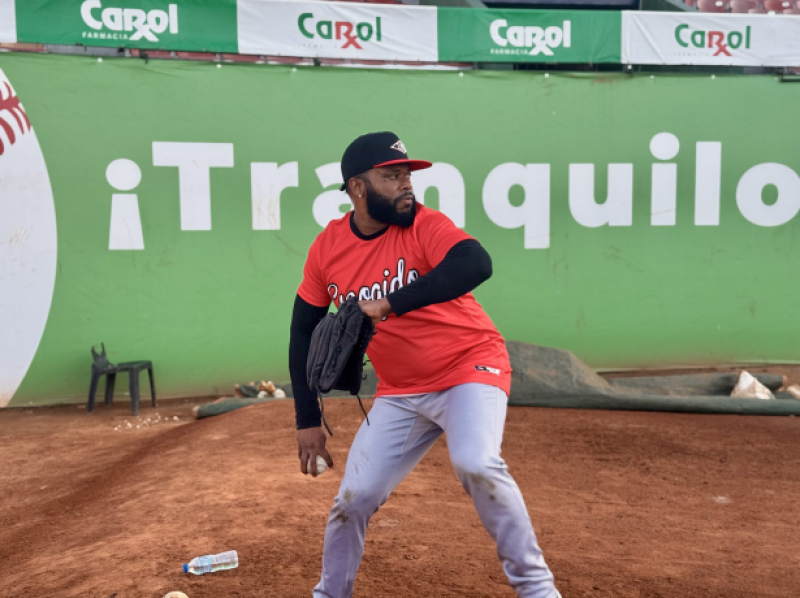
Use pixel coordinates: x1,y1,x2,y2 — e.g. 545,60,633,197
358,297,393,325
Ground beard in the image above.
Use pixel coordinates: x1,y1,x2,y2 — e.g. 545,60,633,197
364,184,417,228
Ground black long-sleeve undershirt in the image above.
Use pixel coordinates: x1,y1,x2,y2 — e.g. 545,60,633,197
386,239,492,317
289,295,329,430
289,239,493,430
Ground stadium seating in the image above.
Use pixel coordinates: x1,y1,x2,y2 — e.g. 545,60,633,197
764,0,794,10
695,0,800,11
697,0,727,11
730,0,757,11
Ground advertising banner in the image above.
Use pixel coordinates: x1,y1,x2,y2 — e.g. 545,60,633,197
622,12,800,66
0,0,17,44
438,7,621,64
0,0,14,43
237,0,438,61
4,3,800,67
1,53,799,406
14,0,238,52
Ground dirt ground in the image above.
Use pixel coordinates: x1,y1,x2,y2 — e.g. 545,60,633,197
2,395,800,598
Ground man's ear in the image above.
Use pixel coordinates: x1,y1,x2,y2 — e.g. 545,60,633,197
348,176,366,199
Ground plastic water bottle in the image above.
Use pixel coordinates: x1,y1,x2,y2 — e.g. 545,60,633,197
183,550,239,575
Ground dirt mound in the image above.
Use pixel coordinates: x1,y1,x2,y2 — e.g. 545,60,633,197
1,399,799,597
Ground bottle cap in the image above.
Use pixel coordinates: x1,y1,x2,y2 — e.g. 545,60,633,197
183,564,188,573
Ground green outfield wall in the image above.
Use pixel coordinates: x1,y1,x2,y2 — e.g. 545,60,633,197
1,53,798,407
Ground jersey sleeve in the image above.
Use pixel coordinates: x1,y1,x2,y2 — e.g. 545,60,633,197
417,207,473,268
297,236,332,308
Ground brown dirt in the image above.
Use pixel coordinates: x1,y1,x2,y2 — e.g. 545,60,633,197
1,397,799,598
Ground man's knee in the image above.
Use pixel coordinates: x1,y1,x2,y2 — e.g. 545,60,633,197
450,445,503,475
330,485,386,524
450,455,506,495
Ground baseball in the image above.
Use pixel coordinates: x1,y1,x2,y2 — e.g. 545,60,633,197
308,454,328,475
163,592,189,598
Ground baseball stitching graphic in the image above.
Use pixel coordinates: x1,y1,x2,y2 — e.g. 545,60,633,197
0,81,31,156
0,69,58,408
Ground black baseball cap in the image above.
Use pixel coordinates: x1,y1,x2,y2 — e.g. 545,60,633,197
340,132,432,191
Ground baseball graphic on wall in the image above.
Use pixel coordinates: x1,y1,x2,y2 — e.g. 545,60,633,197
0,68,57,408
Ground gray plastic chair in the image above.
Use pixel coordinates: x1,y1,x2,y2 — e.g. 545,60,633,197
86,343,155,416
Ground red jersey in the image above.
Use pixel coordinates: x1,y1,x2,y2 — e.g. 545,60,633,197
298,205,511,398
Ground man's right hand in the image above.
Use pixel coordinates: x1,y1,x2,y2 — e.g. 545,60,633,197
297,426,334,477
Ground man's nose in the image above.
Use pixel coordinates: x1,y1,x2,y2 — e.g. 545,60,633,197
400,176,413,193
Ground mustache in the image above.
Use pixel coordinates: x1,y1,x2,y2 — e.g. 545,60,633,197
393,192,415,204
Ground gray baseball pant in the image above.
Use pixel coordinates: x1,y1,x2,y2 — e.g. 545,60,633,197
312,382,559,598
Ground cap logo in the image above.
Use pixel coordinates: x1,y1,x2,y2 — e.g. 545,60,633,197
390,140,407,155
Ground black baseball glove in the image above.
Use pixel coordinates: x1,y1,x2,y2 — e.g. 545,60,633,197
307,298,375,435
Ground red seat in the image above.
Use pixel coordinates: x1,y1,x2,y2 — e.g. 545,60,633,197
764,0,793,10
698,0,728,11
748,6,768,11
784,6,800,11
143,50,173,59
221,54,263,63
731,0,756,11
176,51,216,61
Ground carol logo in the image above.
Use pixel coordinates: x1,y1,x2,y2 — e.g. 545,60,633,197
490,19,572,56
298,13,382,49
80,0,179,42
674,24,751,57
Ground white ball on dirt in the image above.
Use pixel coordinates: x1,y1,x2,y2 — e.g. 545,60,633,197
163,592,189,598
308,454,328,475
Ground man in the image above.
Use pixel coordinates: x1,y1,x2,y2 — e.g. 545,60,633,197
289,132,560,598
